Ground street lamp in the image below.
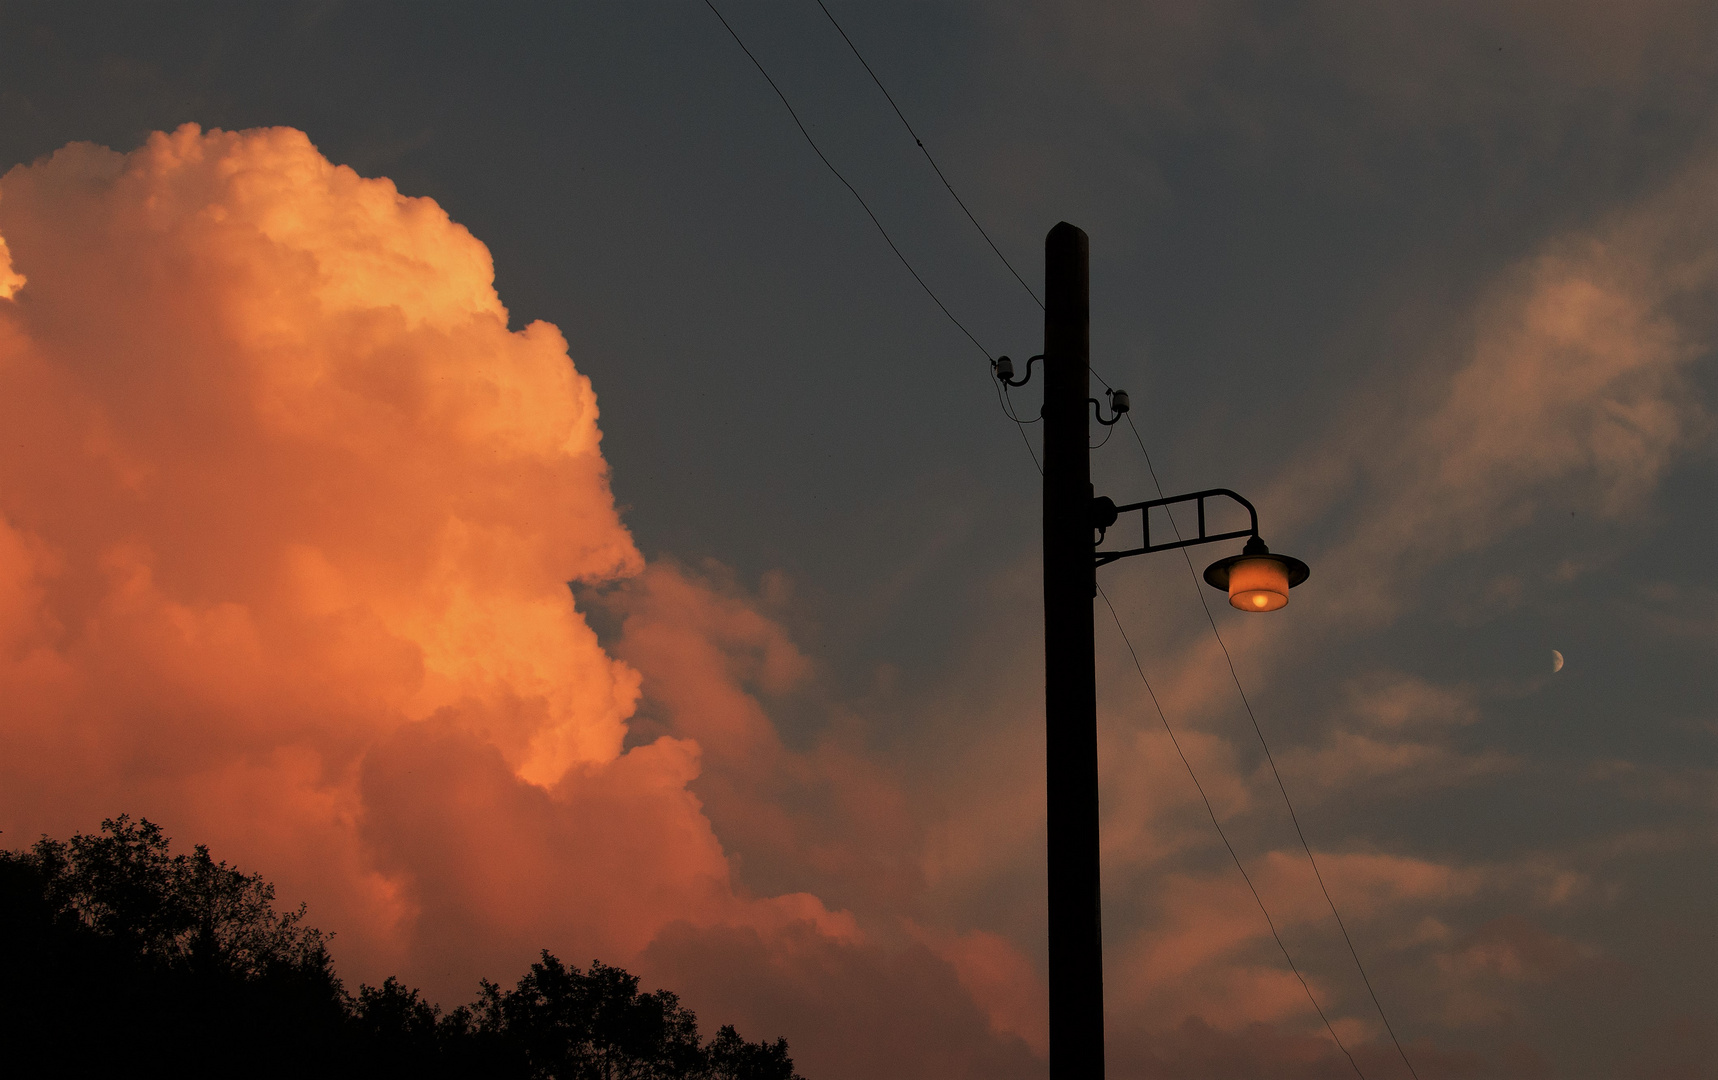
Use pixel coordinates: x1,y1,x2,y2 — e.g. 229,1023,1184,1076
1205,537,1309,611
1089,490,1310,612
1012,223,1309,1080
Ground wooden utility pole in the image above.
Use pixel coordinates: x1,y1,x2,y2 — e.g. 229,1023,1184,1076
1042,221,1104,1079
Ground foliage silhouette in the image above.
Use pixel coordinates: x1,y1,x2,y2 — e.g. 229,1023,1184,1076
1,817,804,1080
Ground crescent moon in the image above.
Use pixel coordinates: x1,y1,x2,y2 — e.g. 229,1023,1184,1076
1552,650,1564,673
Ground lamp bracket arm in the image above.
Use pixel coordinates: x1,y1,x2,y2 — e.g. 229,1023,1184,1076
1093,488,1262,568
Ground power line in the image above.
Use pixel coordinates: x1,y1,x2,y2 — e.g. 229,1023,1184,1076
992,377,1043,473
1007,401,1368,1077
702,7,1401,1064
701,0,993,361
1011,352,1363,1079
810,0,1044,310
1123,414,1422,1080
1098,586,1367,1080
991,338,1357,1076
701,0,1033,454
999,384,1041,426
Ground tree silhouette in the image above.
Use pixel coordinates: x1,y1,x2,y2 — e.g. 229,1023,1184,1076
3,816,350,1075
1,818,804,1079
475,953,706,1077
32,814,334,978
704,1025,801,1080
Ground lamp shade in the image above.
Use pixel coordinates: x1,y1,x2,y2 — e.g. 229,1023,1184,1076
1226,557,1289,610
1203,537,1309,613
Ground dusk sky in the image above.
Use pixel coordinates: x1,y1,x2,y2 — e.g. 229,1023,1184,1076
0,3,1712,1077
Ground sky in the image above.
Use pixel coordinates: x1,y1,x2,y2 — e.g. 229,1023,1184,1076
0,2,1712,1077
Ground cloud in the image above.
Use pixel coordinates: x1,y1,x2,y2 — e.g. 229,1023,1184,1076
1110,1013,1480,1080
1112,847,1484,1018
644,920,1044,1080
1269,673,1516,799
1,117,1704,1079
912,923,1050,1058
0,123,1087,1079
1440,914,1607,984
1085,149,1715,835
1273,151,1715,622
604,560,926,916
0,219,21,299
1273,728,1516,800
1341,673,1480,731
1581,759,1718,812
0,123,870,1009
964,144,1713,1075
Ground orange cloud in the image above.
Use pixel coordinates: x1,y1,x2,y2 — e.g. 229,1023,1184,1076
0,124,1084,1080
643,920,1044,1080
606,561,926,915
1441,915,1603,984
910,922,1050,1058
0,124,863,1005
0,119,1688,1079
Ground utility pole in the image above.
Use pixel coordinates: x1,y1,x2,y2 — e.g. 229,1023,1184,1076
1042,221,1104,1079
1026,222,1306,1080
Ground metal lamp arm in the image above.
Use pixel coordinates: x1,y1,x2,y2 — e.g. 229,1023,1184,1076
1092,488,1260,567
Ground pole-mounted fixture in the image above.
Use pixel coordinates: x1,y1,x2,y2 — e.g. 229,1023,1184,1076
1091,389,1130,426
1015,221,1313,1080
1203,536,1310,611
993,353,1040,386
1089,488,1310,611
1004,377,1309,612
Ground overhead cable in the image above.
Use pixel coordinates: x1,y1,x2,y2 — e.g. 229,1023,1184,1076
1123,414,1421,1080
1098,585,1368,1080
701,6,1397,1065
701,0,993,361
810,0,1044,309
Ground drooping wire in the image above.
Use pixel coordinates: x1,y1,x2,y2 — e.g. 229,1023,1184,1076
703,9,1381,1062
810,0,1044,311
1098,585,1367,1080
701,0,993,361
1000,384,1041,425
1123,414,1422,1080
1004,403,1365,1074
1015,384,1361,1076
991,377,1043,472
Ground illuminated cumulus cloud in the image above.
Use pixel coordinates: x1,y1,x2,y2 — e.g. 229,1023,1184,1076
0,124,859,1003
